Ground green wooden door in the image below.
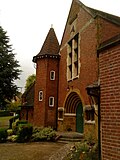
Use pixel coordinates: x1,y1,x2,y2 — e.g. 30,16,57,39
76,103,83,133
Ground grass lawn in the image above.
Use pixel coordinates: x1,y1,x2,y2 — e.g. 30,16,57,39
0,116,13,128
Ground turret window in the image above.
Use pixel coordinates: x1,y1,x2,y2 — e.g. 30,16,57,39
50,71,55,80
49,97,54,107
39,91,43,101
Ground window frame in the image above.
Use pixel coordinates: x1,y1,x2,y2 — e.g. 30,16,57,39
50,70,55,80
67,34,79,81
85,107,95,123
49,96,54,107
58,107,64,120
39,91,43,101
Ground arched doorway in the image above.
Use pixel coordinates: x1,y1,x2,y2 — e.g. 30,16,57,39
64,92,83,133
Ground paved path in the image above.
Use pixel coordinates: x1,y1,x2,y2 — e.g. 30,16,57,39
0,142,67,160
49,142,74,160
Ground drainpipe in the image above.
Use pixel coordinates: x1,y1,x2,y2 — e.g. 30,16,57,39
56,55,60,130
98,88,101,160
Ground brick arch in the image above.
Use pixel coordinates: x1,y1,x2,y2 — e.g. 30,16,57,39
64,92,82,113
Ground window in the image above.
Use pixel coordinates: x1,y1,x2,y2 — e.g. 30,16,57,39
49,97,54,107
67,34,79,80
85,108,94,121
58,108,64,120
39,91,43,101
50,71,55,80
59,110,63,119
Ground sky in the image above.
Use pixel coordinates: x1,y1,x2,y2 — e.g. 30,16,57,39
0,0,120,93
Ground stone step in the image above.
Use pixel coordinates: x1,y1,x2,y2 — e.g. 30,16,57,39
56,132,83,143
59,137,83,142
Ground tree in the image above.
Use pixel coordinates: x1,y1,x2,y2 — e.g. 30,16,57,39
0,26,21,109
6,92,22,112
25,74,36,91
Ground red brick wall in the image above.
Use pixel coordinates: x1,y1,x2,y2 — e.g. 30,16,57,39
34,58,47,126
59,6,98,108
20,108,27,121
20,107,33,124
58,6,98,133
58,1,120,135
99,45,120,160
96,17,120,45
28,108,34,124
34,57,59,129
45,58,59,128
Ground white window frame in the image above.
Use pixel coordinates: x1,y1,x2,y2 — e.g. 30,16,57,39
39,91,43,101
49,97,54,107
50,70,55,80
67,34,80,81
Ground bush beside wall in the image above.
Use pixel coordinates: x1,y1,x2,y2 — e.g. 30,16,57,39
0,128,8,142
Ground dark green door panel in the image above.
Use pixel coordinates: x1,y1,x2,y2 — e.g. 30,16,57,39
76,103,83,133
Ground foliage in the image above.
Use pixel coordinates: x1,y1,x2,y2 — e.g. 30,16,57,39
16,123,33,143
0,26,21,109
0,110,11,117
0,128,8,142
9,115,19,129
12,120,28,135
7,101,21,112
16,120,28,126
7,135,18,142
64,141,98,160
32,127,56,142
7,129,13,136
63,131,97,160
25,74,36,91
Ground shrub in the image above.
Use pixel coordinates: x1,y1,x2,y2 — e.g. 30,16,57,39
16,123,33,143
32,127,56,142
12,120,28,135
7,135,18,142
0,110,10,117
16,120,28,126
0,128,8,142
64,141,98,160
9,115,19,129
7,129,13,136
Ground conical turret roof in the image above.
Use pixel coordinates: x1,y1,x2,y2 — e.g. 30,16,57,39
33,27,60,62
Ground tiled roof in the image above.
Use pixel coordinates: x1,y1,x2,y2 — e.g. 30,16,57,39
22,82,35,107
87,7,120,26
98,33,120,53
33,27,60,62
77,0,120,26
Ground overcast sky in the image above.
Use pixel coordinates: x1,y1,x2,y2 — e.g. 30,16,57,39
0,0,120,92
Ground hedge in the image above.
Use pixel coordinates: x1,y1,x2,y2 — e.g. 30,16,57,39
0,110,11,117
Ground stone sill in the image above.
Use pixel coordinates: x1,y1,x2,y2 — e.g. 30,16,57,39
85,120,95,125
58,118,63,121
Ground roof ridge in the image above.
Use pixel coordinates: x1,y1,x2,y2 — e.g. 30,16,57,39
76,0,120,25
87,6,120,25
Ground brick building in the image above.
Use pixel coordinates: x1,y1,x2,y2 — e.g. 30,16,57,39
20,0,120,159
33,27,60,129
57,0,120,138
20,82,34,124
98,34,120,160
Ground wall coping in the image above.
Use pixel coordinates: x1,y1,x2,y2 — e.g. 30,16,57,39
97,34,120,55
